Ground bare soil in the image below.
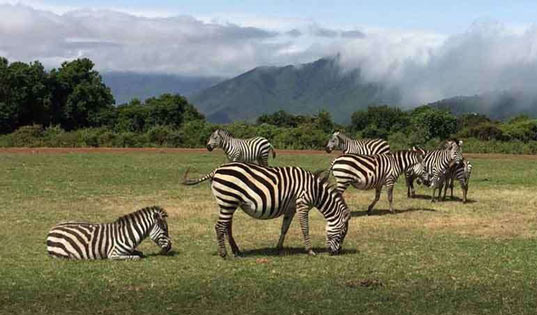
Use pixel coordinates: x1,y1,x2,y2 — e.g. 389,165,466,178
1,147,536,159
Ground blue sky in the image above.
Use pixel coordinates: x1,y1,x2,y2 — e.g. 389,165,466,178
1,0,537,104
21,0,537,33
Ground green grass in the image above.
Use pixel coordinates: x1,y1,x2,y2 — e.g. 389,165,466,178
1,151,537,314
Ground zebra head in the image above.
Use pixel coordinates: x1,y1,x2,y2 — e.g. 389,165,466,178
326,194,350,256
314,171,350,255
149,210,172,254
445,139,464,167
207,129,224,151
325,131,341,153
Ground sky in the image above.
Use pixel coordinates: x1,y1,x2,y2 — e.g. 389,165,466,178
2,0,537,104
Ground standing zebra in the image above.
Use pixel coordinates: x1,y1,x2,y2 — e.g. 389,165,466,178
330,150,428,214
206,129,276,166
405,140,464,202
46,206,172,260
182,162,350,257
440,159,472,203
325,131,390,155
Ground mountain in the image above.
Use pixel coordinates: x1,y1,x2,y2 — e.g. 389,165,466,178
102,72,223,104
429,91,537,120
188,57,400,123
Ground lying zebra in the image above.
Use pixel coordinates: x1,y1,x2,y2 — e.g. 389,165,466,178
46,206,172,260
325,131,390,155
330,149,428,214
206,129,276,166
182,162,350,257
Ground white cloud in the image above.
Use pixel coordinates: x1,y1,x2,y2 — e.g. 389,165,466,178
2,3,537,106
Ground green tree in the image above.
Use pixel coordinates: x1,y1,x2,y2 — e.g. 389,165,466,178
49,58,115,130
350,105,410,137
409,106,457,142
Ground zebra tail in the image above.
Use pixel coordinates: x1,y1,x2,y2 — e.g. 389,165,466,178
271,145,276,159
181,167,215,185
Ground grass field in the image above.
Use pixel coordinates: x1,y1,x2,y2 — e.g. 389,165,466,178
1,149,537,314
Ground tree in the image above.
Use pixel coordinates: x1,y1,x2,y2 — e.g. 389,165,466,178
410,106,457,142
350,105,410,136
49,58,115,130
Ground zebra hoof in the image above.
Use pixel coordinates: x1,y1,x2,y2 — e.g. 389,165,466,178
233,251,243,258
307,249,316,256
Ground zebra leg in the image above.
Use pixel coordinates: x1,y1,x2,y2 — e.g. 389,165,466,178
406,174,415,198
461,180,468,203
131,249,144,257
367,187,382,215
215,207,236,258
296,203,315,256
387,185,395,213
109,250,142,260
277,207,296,250
441,178,449,200
449,177,455,199
227,220,241,257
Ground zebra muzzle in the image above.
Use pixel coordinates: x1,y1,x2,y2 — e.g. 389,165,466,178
206,145,214,151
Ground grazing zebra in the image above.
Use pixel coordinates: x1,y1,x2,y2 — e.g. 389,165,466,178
182,162,350,257
206,129,276,166
405,140,464,202
440,159,472,203
330,150,428,214
46,206,172,260
325,131,390,155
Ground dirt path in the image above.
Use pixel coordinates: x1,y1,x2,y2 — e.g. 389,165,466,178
0,147,536,159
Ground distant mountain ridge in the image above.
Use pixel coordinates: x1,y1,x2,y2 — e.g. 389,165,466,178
102,60,537,122
189,57,400,123
428,92,537,120
102,72,223,105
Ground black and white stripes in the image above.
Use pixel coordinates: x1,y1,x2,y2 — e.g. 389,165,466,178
330,150,427,213
207,129,276,166
46,206,172,260
325,131,390,155
407,140,464,202
183,162,350,257
441,159,472,202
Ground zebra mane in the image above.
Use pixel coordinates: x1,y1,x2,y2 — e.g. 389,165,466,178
114,206,167,224
216,129,233,137
335,131,350,141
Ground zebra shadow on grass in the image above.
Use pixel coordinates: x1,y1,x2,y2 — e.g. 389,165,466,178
409,194,476,204
237,247,359,257
350,207,436,217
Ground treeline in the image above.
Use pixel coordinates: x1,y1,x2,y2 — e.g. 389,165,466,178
1,57,536,153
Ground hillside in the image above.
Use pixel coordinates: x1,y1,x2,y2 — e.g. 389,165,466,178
188,58,400,123
102,72,222,104
429,91,537,120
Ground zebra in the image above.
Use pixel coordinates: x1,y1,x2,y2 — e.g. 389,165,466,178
325,131,390,155
440,159,473,203
329,150,428,214
206,129,276,166
46,206,172,260
405,140,464,202
182,162,350,257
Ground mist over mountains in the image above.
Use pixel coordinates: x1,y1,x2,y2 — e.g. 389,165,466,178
102,72,222,104
104,57,537,123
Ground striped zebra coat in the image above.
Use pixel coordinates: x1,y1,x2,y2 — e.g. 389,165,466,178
207,129,276,166
330,150,427,214
440,159,472,203
46,206,172,260
325,131,390,155
405,140,464,202
182,163,350,257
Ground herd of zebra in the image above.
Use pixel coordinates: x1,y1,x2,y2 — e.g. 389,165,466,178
46,129,471,260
